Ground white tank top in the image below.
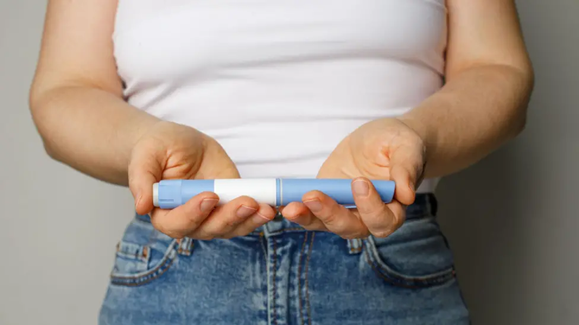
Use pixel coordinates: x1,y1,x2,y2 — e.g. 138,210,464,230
113,0,447,193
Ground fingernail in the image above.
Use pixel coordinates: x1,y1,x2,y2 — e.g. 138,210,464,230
237,205,257,218
200,199,218,213
135,192,141,208
255,212,272,221
304,199,322,212
353,180,370,197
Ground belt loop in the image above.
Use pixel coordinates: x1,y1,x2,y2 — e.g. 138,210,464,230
346,238,363,255
427,193,438,217
177,237,194,256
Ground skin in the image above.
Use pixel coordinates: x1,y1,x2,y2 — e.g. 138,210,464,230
281,1,535,237
30,0,533,240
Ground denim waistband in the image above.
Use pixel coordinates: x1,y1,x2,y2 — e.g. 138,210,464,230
407,193,437,220
135,193,437,233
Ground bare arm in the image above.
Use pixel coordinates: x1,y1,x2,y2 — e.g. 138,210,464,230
399,0,534,178
280,1,535,238
29,0,160,185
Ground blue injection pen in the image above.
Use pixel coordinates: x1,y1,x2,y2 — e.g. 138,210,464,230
153,179,395,209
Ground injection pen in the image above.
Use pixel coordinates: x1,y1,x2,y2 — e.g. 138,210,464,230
152,179,395,209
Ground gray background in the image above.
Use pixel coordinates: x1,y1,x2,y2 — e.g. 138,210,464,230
0,1,577,324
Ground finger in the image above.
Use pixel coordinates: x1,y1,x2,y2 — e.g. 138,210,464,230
150,191,219,239
224,203,277,238
302,191,369,239
388,146,424,206
128,142,164,215
280,202,327,231
188,196,260,239
352,177,401,238
383,201,407,236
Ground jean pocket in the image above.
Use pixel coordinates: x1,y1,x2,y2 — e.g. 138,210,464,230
364,217,456,288
109,216,179,287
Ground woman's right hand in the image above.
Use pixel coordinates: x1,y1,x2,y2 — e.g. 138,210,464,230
128,121,276,240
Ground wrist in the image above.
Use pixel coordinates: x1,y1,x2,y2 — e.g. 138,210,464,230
395,115,435,176
125,114,163,171
395,115,428,141
130,114,164,147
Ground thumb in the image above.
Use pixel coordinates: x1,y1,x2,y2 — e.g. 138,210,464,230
388,147,424,206
128,145,163,215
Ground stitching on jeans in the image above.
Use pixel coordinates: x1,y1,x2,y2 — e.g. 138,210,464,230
111,240,177,280
362,243,455,289
347,238,363,254
297,232,308,325
272,238,278,325
362,245,418,289
110,241,178,287
259,232,267,263
267,227,306,236
111,254,176,287
355,239,363,253
352,239,363,254
366,237,456,284
305,232,314,325
177,238,193,256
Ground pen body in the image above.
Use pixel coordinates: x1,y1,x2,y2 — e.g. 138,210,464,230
153,179,395,209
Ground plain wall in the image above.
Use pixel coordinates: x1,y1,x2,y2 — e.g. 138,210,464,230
436,1,579,324
0,1,577,324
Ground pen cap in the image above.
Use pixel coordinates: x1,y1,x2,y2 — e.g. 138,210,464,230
153,179,214,209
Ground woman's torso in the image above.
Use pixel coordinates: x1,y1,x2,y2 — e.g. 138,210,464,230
113,0,447,192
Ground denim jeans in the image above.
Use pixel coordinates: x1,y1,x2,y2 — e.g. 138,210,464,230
99,194,470,324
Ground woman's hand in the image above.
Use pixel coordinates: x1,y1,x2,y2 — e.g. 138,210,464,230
280,118,426,239
129,121,276,240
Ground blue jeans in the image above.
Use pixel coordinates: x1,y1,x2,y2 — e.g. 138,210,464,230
99,194,470,324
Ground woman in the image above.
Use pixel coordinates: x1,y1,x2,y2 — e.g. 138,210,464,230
30,0,533,324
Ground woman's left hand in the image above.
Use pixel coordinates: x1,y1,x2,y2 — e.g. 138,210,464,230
280,118,427,239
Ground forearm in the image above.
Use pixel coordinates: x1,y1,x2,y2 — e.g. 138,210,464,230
399,64,534,178
30,85,160,185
